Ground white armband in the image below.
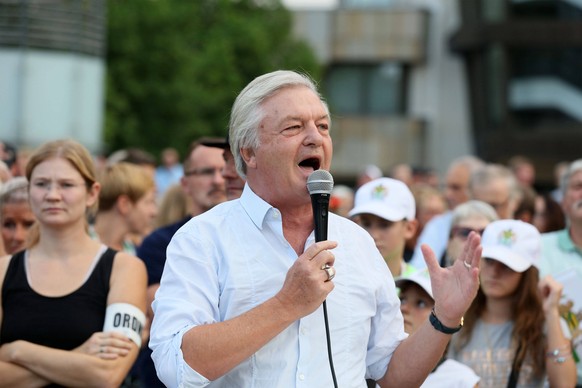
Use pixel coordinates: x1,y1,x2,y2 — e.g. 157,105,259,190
103,303,146,347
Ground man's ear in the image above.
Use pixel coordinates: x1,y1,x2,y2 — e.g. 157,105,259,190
241,147,256,170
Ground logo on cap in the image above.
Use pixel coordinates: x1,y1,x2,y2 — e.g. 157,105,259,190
498,229,516,247
372,184,388,200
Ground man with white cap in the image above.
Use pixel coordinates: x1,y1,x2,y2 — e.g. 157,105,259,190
448,219,576,387
396,270,480,387
349,177,418,277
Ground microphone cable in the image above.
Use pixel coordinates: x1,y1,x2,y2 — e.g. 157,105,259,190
323,300,338,388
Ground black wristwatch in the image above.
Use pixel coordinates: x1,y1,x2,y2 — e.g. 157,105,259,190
429,308,463,334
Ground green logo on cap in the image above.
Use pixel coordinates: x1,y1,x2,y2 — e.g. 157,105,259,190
498,229,516,247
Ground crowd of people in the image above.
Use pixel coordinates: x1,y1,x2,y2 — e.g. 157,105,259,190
0,69,580,387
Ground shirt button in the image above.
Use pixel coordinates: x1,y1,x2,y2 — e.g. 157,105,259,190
299,374,305,381
300,327,306,335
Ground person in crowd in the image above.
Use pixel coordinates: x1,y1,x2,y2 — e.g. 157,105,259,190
408,184,447,262
135,138,227,387
550,161,569,204
0,160,12,184
507,155,536,188
513,184,537,225
329,184,354,218
155,147,183,199
532,193,565,233
107,147,158,180
443,200,498,267
105,147,159,248
93,162,158,255
149,70,482,387
13,146,33,178
539,158,582,384
0,142,18,177
448,219,576,387
469,164,521,220
356,164,383,189
410,155,485,269
202,136,246,201
0,177,35,256
153,183,191,229
390,163,414,187
412,166,440,189
0,139,147,387
349,177,418,277
413,184,447,232
396,269,480,386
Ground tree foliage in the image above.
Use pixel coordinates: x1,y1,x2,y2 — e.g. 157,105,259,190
105,0,321,159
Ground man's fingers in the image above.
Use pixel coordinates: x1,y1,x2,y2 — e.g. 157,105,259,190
421,243,439,273
466,232,482,267
304,240,338,261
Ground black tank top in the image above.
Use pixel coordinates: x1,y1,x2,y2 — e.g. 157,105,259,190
0,248,116,349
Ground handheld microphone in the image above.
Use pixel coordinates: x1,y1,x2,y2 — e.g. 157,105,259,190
307,170,334,242
307,169,338,387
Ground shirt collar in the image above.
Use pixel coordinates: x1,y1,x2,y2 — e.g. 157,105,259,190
557,228,582,253
240,183,275,230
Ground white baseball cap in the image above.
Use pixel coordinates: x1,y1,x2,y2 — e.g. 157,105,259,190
349,177,416,221
395,269,433,299
481,219,541,272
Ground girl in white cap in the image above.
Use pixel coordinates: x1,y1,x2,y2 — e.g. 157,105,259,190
447,219,576,387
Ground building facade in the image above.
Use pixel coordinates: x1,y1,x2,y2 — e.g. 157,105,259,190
292,0,582,187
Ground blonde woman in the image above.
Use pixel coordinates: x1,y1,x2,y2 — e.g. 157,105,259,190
0,139,147,387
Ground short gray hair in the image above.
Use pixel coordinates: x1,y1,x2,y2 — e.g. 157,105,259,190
561,159,582,194
451,200,498,228
449,155,485,175
469,164,520,201
0,177,29,210
229,70,329,179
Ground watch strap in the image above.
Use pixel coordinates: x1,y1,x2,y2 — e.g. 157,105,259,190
429,308,463,334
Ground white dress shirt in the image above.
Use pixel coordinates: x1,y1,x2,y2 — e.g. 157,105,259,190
150,185,407,387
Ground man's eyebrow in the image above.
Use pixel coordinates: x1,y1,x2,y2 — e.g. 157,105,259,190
276,114,330,127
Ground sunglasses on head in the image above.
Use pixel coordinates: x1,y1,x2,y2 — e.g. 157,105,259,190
451,226,484,239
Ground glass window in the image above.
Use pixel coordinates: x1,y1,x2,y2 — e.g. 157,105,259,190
324,63,405,116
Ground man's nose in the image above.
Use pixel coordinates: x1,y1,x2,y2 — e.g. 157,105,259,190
303,122,324,146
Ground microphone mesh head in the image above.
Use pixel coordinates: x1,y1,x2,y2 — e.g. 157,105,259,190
307,170,334,195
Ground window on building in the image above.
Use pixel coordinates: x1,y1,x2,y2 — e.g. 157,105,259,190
324,63,406,116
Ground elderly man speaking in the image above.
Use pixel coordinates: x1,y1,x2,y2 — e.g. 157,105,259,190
149,70,481,387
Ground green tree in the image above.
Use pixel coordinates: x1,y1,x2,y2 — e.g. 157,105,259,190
105,0,321,159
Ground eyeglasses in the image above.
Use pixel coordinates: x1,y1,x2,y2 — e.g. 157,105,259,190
451,226,484,240
183,167,223,177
